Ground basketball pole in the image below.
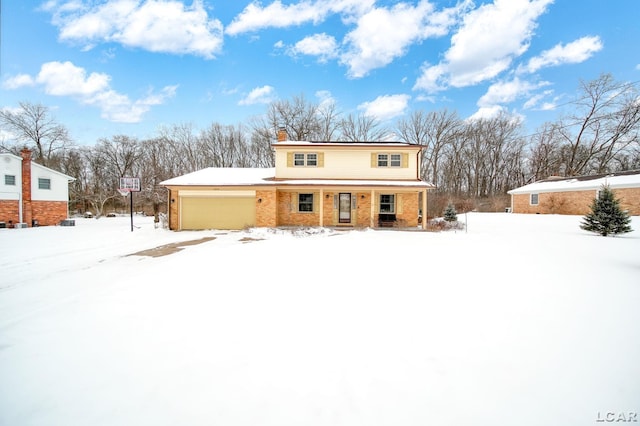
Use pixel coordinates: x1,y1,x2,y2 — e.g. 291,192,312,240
130,191,134,232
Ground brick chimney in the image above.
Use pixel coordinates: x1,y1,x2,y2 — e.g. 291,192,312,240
20,148,33,226
277,127,288,142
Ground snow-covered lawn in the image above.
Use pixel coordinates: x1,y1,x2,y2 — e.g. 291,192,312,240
1,213,639,426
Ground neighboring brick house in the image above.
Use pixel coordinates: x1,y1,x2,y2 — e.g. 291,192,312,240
161,130,434,230
0,148,75,227
508,170,640,215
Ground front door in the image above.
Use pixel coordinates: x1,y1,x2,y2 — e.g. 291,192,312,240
339,193,351,224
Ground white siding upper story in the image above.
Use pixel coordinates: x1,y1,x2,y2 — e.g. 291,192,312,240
0,153,74,202
274,142,422,180
0,154,22,201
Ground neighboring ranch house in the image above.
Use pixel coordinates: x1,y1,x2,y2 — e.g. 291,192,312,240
0,148,75,227
508,170,640,215
161,132,433,230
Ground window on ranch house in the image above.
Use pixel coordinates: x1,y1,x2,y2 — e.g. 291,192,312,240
298,193,314,212
530,193,539,205
4,175,16,185
380,194,395,213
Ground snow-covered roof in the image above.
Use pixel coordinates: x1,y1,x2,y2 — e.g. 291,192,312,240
160,167,433,188
508,170,640,194
273,140,417,148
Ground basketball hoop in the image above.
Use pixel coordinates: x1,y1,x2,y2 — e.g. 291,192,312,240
118,177,141,232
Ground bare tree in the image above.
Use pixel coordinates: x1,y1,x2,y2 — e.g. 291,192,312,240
556,73,640,176
0,102,72,166
396,109,461,186
338,113,388,142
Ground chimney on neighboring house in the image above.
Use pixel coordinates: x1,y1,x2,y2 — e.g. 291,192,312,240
20,148,33,226
277,127,288,142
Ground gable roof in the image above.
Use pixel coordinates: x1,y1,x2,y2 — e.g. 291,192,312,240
508,170,640,194
0,152,75,181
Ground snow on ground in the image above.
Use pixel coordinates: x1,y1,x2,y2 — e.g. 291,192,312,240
1,213,639,426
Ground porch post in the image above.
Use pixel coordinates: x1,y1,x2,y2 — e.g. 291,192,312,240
370,189,375,228
422,189,428,230
319,188,324,227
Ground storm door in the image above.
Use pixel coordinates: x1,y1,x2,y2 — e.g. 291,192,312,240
339,193,351,223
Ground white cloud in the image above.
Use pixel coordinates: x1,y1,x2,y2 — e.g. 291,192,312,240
4,61,176,123
520,36,603,73
341,0,467,78
239,86,276,105
36,61,110,96
226,0,374,35
414,0,553,92
358,94,410,121
290,33,338,62
2,74,35,90
477,77,548,108
48,0,223,59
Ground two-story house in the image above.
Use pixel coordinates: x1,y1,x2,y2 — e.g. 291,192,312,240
160,129,433,230
1,148,75,227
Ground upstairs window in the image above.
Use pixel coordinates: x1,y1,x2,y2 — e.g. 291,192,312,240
4,174,16,186
294,153,305,166
292,153,319,167
38,178,51,190
375,153,405,168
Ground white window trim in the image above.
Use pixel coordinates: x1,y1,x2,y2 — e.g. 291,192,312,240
293,152,318,167
377,153,402,168
530,193,539,205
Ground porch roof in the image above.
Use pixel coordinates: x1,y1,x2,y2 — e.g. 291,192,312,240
160,167,433,189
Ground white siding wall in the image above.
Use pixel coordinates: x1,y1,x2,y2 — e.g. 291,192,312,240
0,155,22,201
275,146,419,180
31,163,71,202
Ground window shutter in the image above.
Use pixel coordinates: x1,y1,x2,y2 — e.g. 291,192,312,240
401,153,409,168
371,153,378,167
374,194,379,213
397,194,403,214
292,192,298,212
313,193,319,213
287,153,293,167
318,152,324,167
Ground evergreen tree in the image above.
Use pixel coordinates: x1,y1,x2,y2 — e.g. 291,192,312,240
443,203,458,222
580,185,632,236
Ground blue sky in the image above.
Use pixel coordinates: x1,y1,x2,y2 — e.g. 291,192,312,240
1,0,639,145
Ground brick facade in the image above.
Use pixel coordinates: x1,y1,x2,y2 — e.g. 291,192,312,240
256,189,277,227
0,200,20,226
512,188,640,215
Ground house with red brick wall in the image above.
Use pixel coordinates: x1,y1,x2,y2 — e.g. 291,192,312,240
508,170,640,215
161,129,434,230
0,148,75,227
